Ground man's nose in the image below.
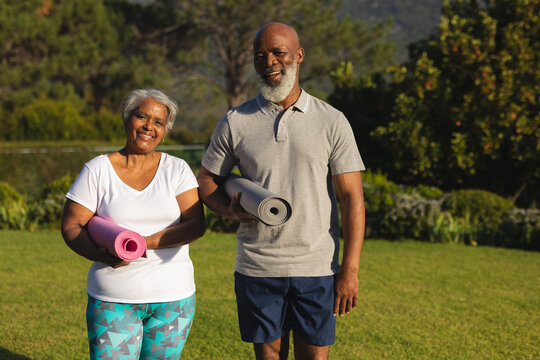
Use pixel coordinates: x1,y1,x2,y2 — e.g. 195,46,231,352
265,54,276,67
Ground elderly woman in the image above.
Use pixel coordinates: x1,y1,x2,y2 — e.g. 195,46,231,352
61,89,205,359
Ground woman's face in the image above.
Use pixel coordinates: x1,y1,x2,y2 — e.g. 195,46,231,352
125,98,168,154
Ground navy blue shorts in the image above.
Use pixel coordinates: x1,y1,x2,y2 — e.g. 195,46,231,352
234,272,336,346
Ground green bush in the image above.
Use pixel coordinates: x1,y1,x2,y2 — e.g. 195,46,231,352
0,182,23,205
362,171,400,237
0,183,37,230
497,209,540,251
442,190,515,232
86,109,125,141
407,184,444,200
13,98,87,141
0,201,38,230
379,192,442,240
32,173,74,228
205,206,238,233
428,212,481,245
3,98,124,142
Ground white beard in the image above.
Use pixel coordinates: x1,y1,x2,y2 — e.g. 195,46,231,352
260,63,297,103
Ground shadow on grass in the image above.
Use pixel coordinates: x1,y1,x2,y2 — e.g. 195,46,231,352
0,347,31,360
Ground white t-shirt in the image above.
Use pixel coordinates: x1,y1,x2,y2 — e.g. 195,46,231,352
66,153,198,303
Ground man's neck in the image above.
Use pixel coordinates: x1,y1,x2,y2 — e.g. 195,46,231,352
275,86,301,110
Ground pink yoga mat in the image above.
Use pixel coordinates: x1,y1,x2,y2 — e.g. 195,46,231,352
87,216,147,261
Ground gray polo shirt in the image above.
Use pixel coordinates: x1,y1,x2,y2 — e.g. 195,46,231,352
202,90,365,277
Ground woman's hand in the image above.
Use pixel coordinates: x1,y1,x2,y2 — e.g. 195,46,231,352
97,247,131,268
144,188,206,249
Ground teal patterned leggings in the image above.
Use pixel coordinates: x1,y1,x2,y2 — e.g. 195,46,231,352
86,294,195,360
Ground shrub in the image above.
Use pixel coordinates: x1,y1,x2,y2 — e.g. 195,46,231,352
407,184,444,200
0,183,37,230
205,206,238,233
428,212,481,245
32,173,74,228
380,193,442,240
362,171,400,237
0,182,23,205
14,99,87,141
497,209,540,251
86,109,125,141
442,189,515,232
0,201,38,230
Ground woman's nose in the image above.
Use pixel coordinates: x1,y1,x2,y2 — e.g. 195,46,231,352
143,120,153,131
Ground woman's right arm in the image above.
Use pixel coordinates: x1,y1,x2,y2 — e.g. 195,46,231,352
60,199,126,267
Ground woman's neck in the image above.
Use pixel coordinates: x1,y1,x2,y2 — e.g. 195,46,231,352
118,147,158,168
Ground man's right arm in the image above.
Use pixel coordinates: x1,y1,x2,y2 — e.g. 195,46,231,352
197,166,256,222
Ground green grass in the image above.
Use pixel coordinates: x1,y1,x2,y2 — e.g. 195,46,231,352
0,231,539,359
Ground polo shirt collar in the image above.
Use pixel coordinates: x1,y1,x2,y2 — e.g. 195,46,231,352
256,89,310,115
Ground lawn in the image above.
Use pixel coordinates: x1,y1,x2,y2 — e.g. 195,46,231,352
0,231,538,359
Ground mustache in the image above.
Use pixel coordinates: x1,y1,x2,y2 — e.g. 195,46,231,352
263,67,284,74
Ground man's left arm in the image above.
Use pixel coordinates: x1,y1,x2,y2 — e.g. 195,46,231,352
333,171,365,317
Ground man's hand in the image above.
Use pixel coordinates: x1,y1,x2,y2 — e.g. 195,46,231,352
230,192,258,222
333,268,359,317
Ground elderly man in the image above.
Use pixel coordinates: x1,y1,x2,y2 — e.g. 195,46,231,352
197,22,365,360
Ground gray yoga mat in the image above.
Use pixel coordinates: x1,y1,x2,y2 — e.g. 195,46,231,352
223,174,292,226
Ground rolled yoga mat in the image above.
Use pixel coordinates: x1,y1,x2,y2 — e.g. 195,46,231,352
224,174,292,226
87,216,147,261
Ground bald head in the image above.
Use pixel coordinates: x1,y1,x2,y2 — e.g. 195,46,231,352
253,22,301,49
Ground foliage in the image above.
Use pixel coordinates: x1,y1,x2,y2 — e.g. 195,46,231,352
0,182,23,205
428,211,481,245
330,0,540,206
3,98,125,141
118,0,395,108
0,182,36,230
379,192,442,240
0,173,74,230
32,173,75,228
361,171,400,237
406,184,445,200
0,0,167,141
204,206,238,234
497,208,540,250
441,189,515,230
341,0,444,61
0,202,38,231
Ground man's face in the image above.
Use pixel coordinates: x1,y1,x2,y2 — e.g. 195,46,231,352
253,28,301,87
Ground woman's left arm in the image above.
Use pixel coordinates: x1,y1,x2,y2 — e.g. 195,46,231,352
145,188,206,249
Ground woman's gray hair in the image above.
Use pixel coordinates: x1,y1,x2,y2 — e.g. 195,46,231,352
122,89,179,133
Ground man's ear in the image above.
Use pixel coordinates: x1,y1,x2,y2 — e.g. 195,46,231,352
296,47,305,64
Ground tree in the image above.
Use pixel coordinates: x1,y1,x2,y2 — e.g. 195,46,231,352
0,0,165,114
120,0,395,109
0,0,175,141
330,0,539,206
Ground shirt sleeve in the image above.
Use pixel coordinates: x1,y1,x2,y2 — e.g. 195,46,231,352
175,158,199,196
329,112,365,175
65,164,98,213
201,115,237,176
